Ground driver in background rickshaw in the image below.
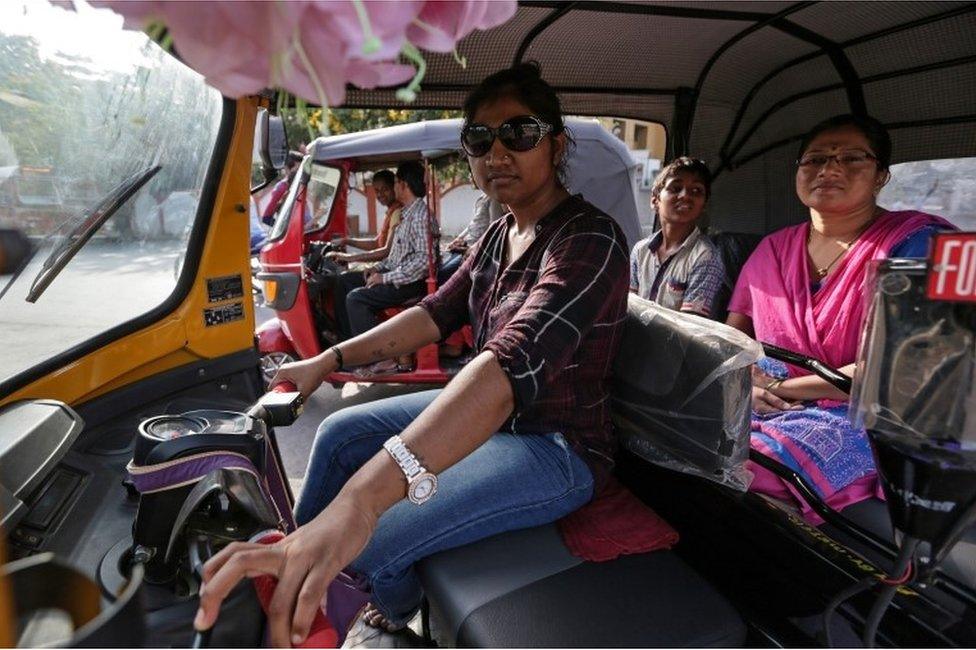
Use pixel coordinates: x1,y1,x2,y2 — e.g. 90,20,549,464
327,170,403,267
331,162,435,367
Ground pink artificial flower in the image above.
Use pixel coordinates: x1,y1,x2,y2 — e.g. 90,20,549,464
82,0,518,104
283,0,422,105
408,0,517,52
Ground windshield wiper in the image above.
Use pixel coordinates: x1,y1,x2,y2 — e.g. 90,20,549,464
26,166,161,303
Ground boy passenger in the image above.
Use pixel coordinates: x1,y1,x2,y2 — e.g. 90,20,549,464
630,157,725,318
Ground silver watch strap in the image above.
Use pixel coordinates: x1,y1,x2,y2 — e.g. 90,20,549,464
383,435,426,481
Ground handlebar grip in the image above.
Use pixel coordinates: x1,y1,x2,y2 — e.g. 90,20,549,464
251,531,339,647
272,381,298,393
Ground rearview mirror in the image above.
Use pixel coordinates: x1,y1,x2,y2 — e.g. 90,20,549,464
256,108,289,172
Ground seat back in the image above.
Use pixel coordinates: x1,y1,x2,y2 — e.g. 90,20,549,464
708,231,763,321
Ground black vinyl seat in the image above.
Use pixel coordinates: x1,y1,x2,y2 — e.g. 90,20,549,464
412,233,767,647
417,523,746,648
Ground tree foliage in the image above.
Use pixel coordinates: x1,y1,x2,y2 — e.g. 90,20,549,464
1,30,222,236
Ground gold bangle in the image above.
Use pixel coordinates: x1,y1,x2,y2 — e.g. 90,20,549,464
764,378,785,392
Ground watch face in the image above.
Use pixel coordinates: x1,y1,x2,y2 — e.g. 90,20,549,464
408,473,437,504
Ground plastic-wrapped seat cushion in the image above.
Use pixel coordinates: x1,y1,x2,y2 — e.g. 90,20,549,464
611,296,760,490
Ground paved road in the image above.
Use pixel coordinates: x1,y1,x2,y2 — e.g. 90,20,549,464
0,240,184,382
0,240,427,487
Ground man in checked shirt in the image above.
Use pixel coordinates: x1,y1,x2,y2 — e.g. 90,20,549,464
339,161,437,345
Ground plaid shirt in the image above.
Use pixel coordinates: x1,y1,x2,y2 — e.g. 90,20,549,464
420,195,629,482
379,198,438,286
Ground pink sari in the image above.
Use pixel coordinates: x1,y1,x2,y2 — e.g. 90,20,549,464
729,210,953,523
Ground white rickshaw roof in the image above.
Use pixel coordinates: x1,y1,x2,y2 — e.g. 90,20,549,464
308,119,643,247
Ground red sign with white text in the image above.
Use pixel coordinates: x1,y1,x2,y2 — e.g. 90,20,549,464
927,232,976,302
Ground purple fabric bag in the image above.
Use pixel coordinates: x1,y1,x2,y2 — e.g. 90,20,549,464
128,448,371,645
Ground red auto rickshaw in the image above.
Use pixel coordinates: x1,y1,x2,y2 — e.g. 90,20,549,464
255,118,642,386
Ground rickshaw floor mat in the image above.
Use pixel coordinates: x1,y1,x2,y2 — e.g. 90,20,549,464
417,523,745,648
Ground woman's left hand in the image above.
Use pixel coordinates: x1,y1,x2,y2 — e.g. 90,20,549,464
751,385,803,414
194,497,377,648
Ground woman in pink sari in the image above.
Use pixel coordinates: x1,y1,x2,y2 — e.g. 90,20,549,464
726,114,953,523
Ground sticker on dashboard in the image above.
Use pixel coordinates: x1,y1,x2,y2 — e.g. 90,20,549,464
927,232,976,302
206,274,245,303
204,302,244,327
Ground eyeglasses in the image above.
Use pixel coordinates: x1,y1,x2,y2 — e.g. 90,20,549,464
796,151,878,169
460,115,553,157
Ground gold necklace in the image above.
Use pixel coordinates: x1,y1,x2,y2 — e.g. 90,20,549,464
807,219,873,280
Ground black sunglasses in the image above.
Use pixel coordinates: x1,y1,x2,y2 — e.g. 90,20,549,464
460,115,553,157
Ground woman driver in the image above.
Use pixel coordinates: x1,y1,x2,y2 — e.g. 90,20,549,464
194,63,630,645
726,114,953,522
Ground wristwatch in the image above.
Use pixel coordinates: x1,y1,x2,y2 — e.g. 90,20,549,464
383,435,438,505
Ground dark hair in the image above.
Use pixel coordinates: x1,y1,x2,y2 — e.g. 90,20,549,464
797,114,892,171
372,169,395,188
396,161,426,198
652,157,712,200
462,62,573,183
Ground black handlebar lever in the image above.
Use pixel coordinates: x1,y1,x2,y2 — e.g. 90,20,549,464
760,342,853,395
246,382,303,426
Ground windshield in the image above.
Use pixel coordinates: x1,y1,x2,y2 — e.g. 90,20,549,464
305,164,342,232
0,1,223,385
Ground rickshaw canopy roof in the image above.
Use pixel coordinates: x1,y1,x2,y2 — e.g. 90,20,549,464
334,1,976,235
309,118,643,247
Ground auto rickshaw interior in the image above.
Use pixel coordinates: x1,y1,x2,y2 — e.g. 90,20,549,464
2,1,976,647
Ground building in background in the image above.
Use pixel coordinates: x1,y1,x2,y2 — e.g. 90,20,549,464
599,118,667,162
597,118,667,236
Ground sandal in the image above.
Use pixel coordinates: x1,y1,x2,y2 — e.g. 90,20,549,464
352,359,400,378
361,603,407,633
395,354,415,373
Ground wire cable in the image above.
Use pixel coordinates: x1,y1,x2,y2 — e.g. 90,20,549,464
862,536,919,648
821,576,877,647
821,535,919,648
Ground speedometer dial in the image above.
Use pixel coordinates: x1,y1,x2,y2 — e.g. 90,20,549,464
144,416,207,440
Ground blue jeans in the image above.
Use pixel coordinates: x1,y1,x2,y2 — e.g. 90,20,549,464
346,279,426,338
437,251,464,285
295,390,594,626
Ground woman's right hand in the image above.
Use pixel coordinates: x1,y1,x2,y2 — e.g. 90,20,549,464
195,496,377,647
270,354,337,398
751,385,802,414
